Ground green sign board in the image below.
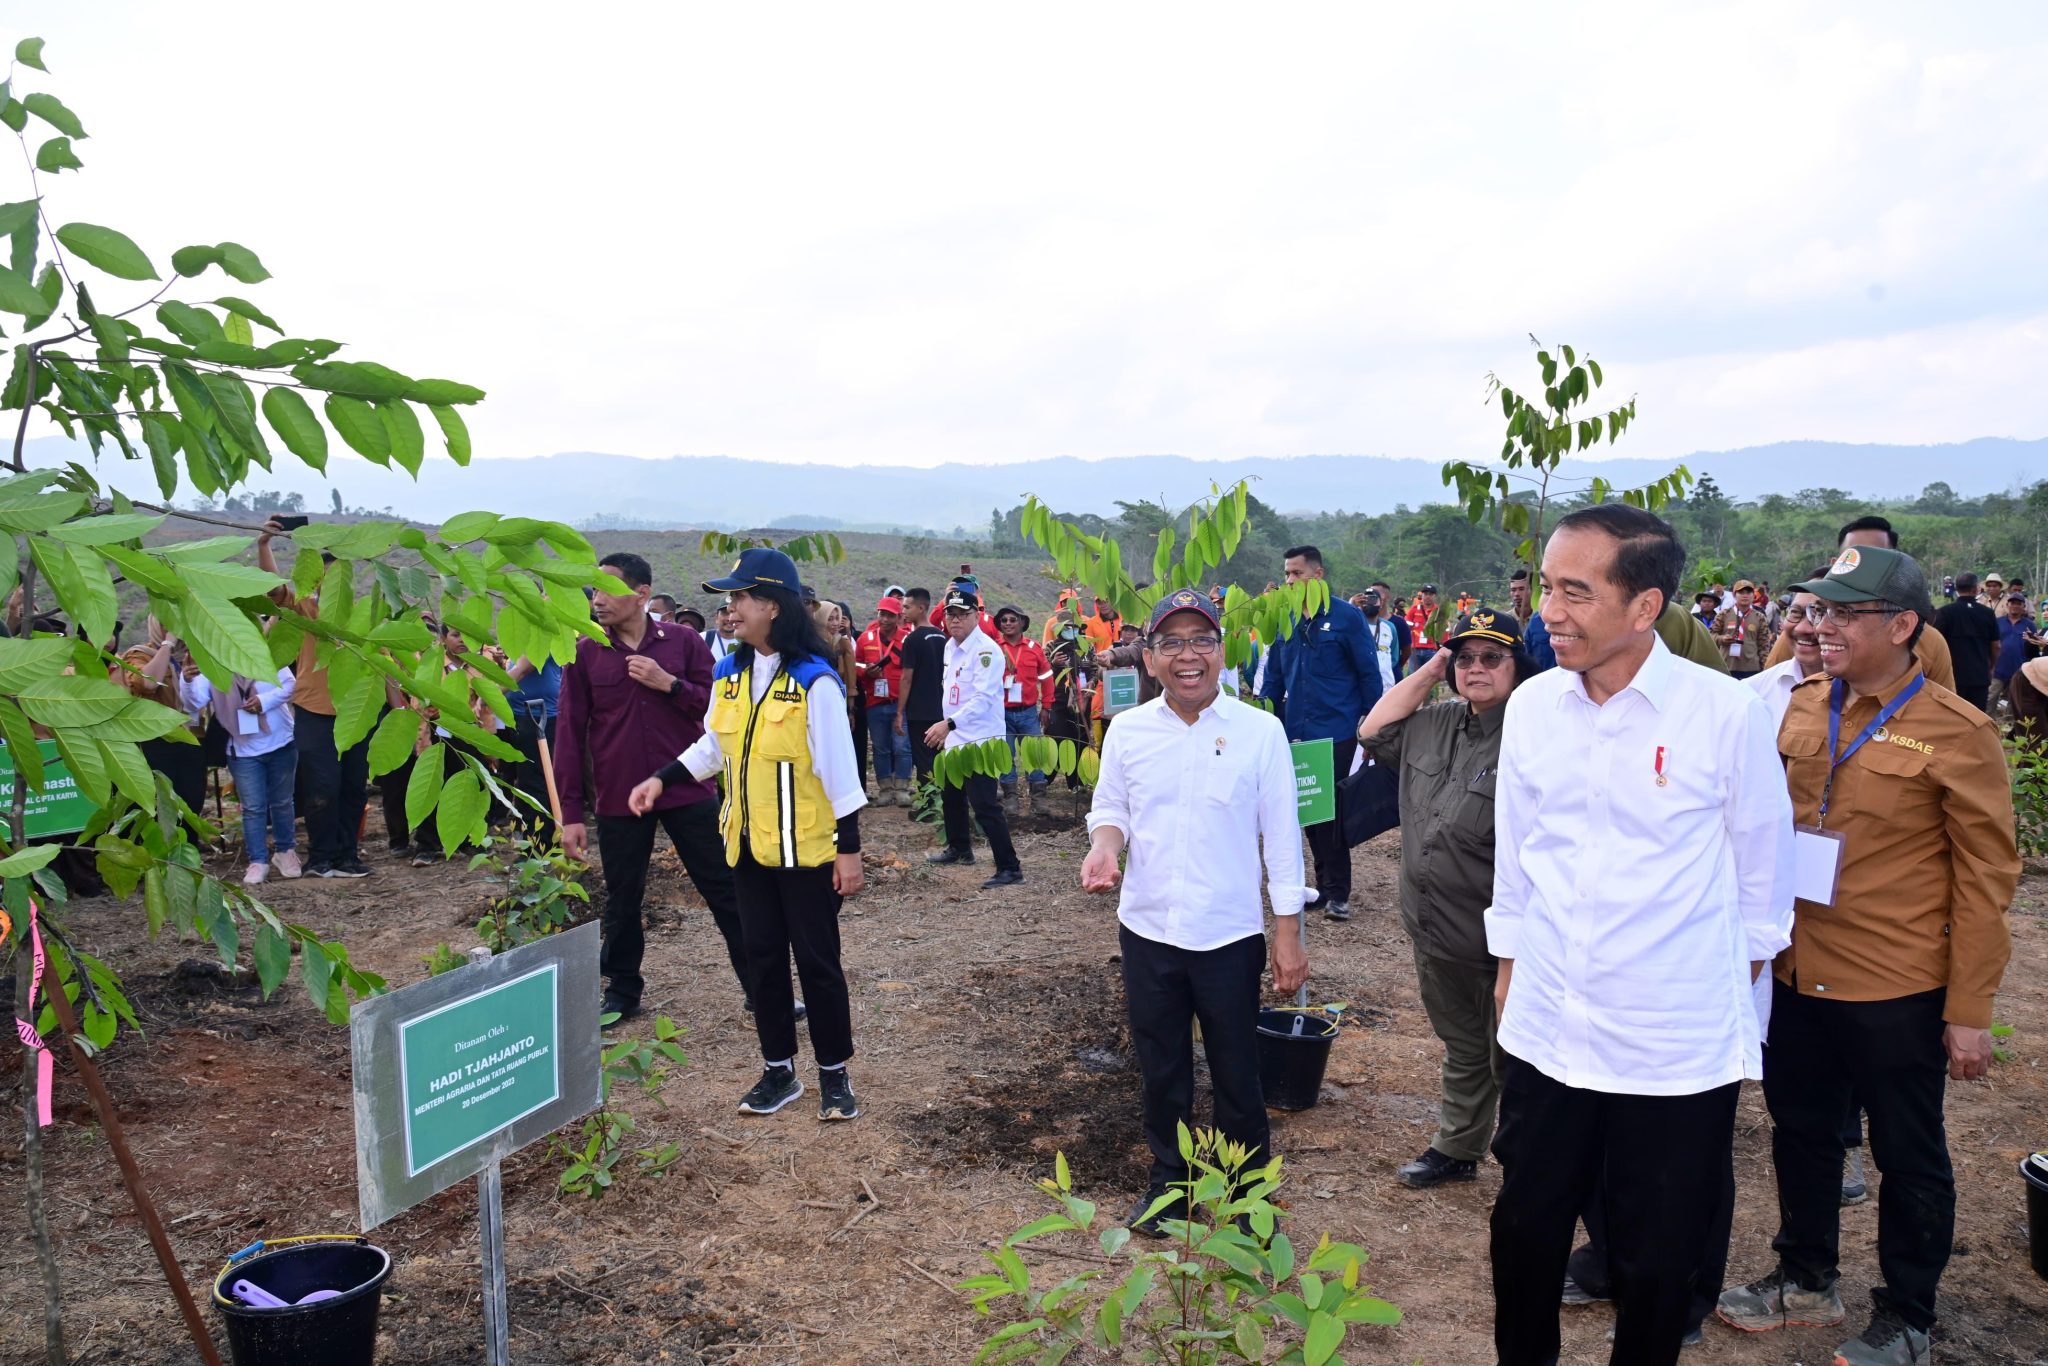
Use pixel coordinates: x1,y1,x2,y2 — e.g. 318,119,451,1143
399,965,561,1177
1291,739,1335,827
0,740,95,838
1103,666,1143,715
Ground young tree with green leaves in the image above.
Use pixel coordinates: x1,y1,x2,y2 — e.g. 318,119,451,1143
0,39,627,1362
1441,338,1690,606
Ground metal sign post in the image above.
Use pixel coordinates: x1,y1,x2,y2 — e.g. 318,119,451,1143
351,923,601,1364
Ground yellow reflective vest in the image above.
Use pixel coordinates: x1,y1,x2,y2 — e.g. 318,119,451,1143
706,653,839,868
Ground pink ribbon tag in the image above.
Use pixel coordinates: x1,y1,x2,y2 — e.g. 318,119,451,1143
12,898,54,1128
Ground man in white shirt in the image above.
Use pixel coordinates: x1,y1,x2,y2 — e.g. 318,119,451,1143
1082,588,1308,1236
1360,586,1405,691
925,588,1023,887
1486,504,1795,1364
1746,585,1824,730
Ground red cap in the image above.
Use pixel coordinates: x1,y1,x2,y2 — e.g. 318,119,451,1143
876,595,904,615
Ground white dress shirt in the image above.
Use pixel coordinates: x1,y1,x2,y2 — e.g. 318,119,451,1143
1365,617,1401,690
187,668,297,759
678,652,867,819
1745,656,1810,731
941,627,1006,746
1486,635,1795,1095
1086,692,1306,951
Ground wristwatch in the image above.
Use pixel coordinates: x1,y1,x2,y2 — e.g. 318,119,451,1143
667,678,684,697
947,718,958,732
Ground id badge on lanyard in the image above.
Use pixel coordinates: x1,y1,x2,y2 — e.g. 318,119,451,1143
1799,674,1925,905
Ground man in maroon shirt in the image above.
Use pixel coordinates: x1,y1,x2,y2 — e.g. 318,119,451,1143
557,551,747,1021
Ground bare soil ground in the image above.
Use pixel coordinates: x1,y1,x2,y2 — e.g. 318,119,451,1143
5,797,2048,1365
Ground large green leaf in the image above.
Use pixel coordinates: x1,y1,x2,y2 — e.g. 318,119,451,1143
157,535,249,564
0,201,38,236
214,242,270,283
33,137,80,174
333,666,383,751
85,698,189,743
0,637,74,692
176,561,279,601
405,378,485,405
0,264,46,315
181,593,277,681
96,736,155,807
53,223,156,281
405,741,446,830
158,300,224,346
253,925,291,997
259,386,327,470
366,705,421,780
433,766,486,855
0,844,61,876
15,38,48,72
28,538,117,647
43,511,165,545
171,244,220,277
378,399,425,475
0,697,43,792
16,673,137,727
21,92,83,138
213,296,280,333
325,394,390,462
428,404,472,465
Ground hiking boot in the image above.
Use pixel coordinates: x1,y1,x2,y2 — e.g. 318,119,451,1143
1560,1274,1609,1306
1395,1148,1477,1189
1842,1149,1869,1205
1001,788,1019,819
1833,1303,1931,1366
981,869,1024,889
818,1067,859,1121
737,1065,804,1116
1716,1268,1847,1333
893,778,913,807
273,850,304,880
926,846,975,866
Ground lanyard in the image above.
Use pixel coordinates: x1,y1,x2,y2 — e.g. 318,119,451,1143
1818,673,1923,823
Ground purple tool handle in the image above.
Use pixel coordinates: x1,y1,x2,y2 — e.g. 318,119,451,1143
232,1279,289,1309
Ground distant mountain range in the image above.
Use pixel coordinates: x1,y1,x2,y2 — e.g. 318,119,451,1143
27,435,2045,535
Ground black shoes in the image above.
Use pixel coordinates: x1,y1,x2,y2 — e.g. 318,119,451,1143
1128,1189,1174,1239
926,846,975,866
981,869,1024,889
600,991,642,1023
818,1067,859,1121
319,859,372,879
1395,1148,1477,1189
1324,899,1352,921
737,1064,804,1115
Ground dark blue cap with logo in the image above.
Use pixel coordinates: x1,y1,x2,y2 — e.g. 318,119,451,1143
702,547,804,598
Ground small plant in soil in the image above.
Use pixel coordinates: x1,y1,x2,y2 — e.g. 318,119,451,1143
551,1014,690,1199
469,833,593,953
960,1123,1399,1365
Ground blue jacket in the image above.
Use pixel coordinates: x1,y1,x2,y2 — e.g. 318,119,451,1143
1523,614,1556,672
1259,598,1385,743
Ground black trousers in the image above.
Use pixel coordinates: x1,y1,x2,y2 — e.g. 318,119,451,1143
850,691,868,788
907,720,939,782
1305,737,1357,904
380,753,415,850
1119,926,1269,1192
732,844,853,1067
1491,1056,1738,1366
1954,680,1991,713
295,707,368,868
593,800,745,1008
1764,982,1953,1332
1565,1160,1735,1336
942,771,1019,871
503,709,558,843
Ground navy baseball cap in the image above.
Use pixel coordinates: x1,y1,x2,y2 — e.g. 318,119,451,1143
703,547,804,597
1146,588,1221,634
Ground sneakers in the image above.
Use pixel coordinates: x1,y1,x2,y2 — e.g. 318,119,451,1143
273,850,303,880
926,846,975,866
1560,1274,1609,1306
1716,1268,1847,1333
1834,1302,1931,1366
321,859,373,878
981,869,1024,889
1842,1148,1869,1205
737,1064,804,1115
1395,1148,1476,1189
410,853,436,868
818,1067,859,1121
243,862,269,885
1324,899,1352,921
1128,1189,1175,1239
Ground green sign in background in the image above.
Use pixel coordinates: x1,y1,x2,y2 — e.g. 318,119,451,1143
0,740,95,838
1103,666,1142,714
399,965,560,1177
1291,739,1335,827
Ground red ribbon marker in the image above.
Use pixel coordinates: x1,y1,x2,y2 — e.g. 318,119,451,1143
13,898,54,1127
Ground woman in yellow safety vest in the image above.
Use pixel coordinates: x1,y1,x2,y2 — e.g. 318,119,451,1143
629,548,868,1121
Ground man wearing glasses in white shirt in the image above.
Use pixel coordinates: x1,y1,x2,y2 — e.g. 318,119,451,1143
1486,504,1796,1364
1082,588,1309,1237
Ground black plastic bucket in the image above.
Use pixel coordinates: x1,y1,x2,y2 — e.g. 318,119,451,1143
212,1237,391,1366
2024,1152,2048,1281
1257,1008,1338,1112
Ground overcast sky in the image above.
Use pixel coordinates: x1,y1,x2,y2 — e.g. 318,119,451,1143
10,2,2046,473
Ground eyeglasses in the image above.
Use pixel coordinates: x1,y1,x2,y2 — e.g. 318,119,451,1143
1149,635,1220,657
1794,604,1903,626
1453,649,1510,670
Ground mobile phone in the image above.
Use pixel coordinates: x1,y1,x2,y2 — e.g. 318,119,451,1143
273,514,310,531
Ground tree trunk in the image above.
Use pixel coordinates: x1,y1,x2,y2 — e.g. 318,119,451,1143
17,936,68,1365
